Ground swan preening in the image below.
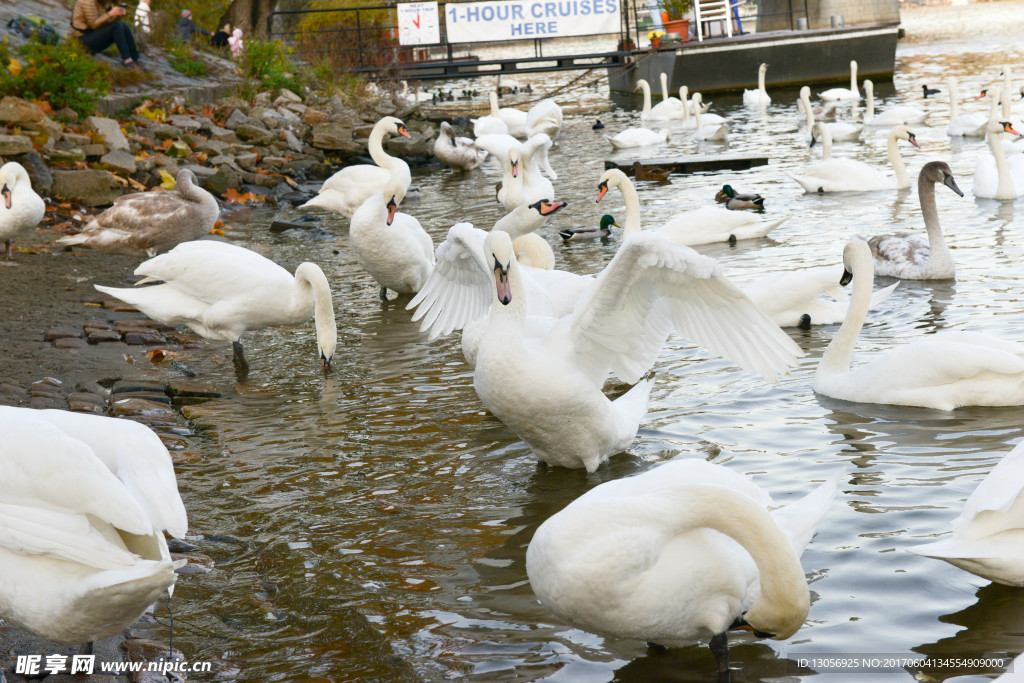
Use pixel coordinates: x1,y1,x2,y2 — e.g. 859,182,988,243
864,161,963,280
819,60,861,101
469,229,801,470
350,174,435,299
791,123,919,193
863,79,927,126
56,169,218,258
302,116,412,217
95,241,337,377
814,240,1024,410
527,458,841,673
0,161,45,262
433,121,488,171
0,406,187,647
908,440,1024,586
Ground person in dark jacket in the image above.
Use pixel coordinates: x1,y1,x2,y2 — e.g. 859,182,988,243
70,0,141,68
175,9,210,42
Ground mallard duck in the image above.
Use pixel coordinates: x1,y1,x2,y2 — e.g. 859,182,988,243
559,214,620,241
715,184,765,211
631,161,672,182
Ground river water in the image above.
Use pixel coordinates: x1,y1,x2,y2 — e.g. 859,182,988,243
167,3,1024,680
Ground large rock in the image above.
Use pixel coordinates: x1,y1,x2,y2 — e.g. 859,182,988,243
311,120,357,151
0,134,32,156
101,149,137,175
83,116,130,151
224,109,254,130
384,126,436,158
301,108,328,127
51,169,121,206
12,151,52,194
235,124,273,144
202,166,244,196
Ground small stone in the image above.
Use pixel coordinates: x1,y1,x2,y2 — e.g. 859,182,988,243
301,108,328,126
84,318,114,329
276,88,302,103
235,124,273,144
282,129,304,153
88,330,123,344
224,109,250,130
167,141,191,158
167,538,200,552
112,379,168,395
68,391,107,406
55,107,78,122
80,143,107,157
46,147,86,164
0,134,32,156
101,149,138,175
84,115,130,151
101,299,138,312
149,124,183,140
54,337,88,349
117,391,171,405
167,380,221,404
31,384,64,399
207,125,237,142
30,396,65,410
234,152,258,171
125,331,167,345
68,397,107,414
195,139,227,155
13,150,52,194
311,120,357,151
45,326,82,342
168,115,200,131
61,131,92,146
202,166,244,196
0,383,29,399
51,169,121,207
111,397,175,417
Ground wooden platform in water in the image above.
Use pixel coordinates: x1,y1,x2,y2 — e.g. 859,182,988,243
605,154,769,176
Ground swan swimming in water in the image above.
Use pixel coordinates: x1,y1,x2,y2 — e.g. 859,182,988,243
0,406,187,651
946,76,988,137
799,86,862,142
527,458,841,674
433,121,487,171
790,122,919,193
56,169,218,257
635,77,684,121
819,60,861,101
814,240,1024,410
862,161,963,280
973,89,1024,200
862,79,927,126
907,440,1024,586
0,161,45,263
301,116,412,217
95,240,337,379
742,63,772,106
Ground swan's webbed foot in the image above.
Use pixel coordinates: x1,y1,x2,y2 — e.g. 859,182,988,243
232,341,249,382
710,632,731,682
799,314,812,330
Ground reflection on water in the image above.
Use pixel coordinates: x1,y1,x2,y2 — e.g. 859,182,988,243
153,3,1024,681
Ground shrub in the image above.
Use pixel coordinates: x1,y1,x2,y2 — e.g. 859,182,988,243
166,40,208,76
0,40,108,118
237,38,302,98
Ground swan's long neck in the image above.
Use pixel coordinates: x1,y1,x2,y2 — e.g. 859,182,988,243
864,82,874,123
850,61,859,95
989,121,1016,199
614,177,642,237
948,77,960,119
368,121,402,171
639,80,652,118
489,91,500,116
758,66,766,96
800,90,815,129
679,87,690,124
888,131,910,189
818,125,833,160
294,263,337,360
1003,67,1012,119
692,95,702,130
628,484,810,639
494,207,543,239
819,244,873,376
919,174,952,276
660,72,669,101
492,258,529,325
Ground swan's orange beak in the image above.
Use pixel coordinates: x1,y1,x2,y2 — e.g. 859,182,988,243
907,132,920,148
1,184,10,210
386,196,397,226
596,180,609,203
397,123,411,139
510,159,518,178
493,259,511,305
1002,121,1021,135
537,199,568,215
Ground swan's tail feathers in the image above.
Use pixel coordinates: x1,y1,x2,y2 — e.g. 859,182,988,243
870,281,900,308
770,468,844,555
93,284,208,336
611,373,656,437
56,228,133,251
761,216,789,235
605,136,624,150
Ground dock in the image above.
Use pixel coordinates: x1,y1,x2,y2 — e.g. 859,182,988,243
605,154,769,176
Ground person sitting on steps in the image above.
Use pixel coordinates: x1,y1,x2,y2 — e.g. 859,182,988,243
70,0,142,69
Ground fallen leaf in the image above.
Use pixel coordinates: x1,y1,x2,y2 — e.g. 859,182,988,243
146,349,181,363
159,170,177,190
46,205,58,213
221,188,266,204
158,138,174,152
126,177,147,191
58,202,72,210
84,302,102,307
209,228,225,236
213,219,225,229
34,100,55,116
7,58,21,77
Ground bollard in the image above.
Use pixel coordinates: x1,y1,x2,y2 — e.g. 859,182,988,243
796,17,808,30
830,14,844,27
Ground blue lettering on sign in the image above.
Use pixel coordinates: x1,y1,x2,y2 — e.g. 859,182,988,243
511,23,523,34
579,1,590,14
530,3,543,18
512,4,524,18
496,5,510,19
558,1,571,16
592,0,603,13
481,6,494,20
448,6,457,21
545,2,557,17
466,6,479,21
605,0,617,13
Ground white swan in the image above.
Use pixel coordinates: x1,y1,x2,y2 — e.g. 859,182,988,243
525,98,563,139
95,241,337,376
302,116,412,217
790,122,919,193
657,73,688,118
0,406,187,647
863,79,926,126
742,63,771,106
862,161,963,280
472,113,509,137
635,78,684,121
999,65,1024,118
689,93,726,126
743,264,899,328
974,89,1024,200
819,60,860,101
350,175,434,300
471,230,802,470
527,458,840,674
433,121,487,171
478,133,557,210
800,86,862,142
596,169,785,246
946,77,987,137
0,161,45,262
691,94,728,142
606,126,670,149
490,90,528,138
56,169,218,258
678,85,713,116
814,240,1024,410
908,440,1024,586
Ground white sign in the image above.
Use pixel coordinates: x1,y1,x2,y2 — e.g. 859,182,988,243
397,1,440,46
444,0,620,43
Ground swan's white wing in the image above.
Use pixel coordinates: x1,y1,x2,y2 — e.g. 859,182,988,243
474,133,521,162
522,134,556,180
953,440,1024,540
407,223,492,338
562,232,803,386
744,266,845,319
0,503,139,569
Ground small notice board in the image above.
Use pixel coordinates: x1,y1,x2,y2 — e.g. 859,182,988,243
397,1,441,46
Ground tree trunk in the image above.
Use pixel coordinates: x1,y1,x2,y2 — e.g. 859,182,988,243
218,0,276,40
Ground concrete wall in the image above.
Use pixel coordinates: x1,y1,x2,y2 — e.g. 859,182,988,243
757,0,900,31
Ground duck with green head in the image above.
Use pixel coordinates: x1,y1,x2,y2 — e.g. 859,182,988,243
715,184,765,212
559,214,620,241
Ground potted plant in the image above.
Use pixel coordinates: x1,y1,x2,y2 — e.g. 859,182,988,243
660,0,692,41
